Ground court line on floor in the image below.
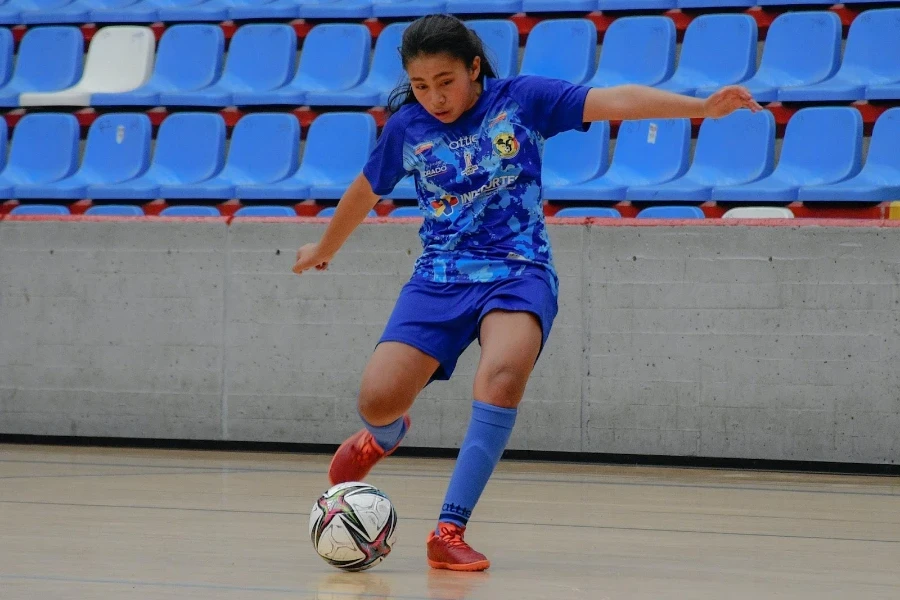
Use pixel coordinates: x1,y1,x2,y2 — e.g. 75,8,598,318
2,499,898,545
0,573,432,599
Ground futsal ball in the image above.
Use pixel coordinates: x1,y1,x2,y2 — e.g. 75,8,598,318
309,482,398,572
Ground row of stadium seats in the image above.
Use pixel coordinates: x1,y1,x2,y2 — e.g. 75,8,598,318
5,203,796,219
0,107,897,203
1,0,894,25
4,9,900,108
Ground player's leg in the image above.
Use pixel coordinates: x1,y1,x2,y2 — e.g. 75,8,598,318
427,309,544,571
328,341,438,485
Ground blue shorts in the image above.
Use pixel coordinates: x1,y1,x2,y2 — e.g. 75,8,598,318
378,267,559,381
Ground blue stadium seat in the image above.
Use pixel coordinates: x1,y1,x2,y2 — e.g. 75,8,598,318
0,28,13,87
0,27,83,107
160,205,220,217
388,176,416,200
293,0,372,19
677,0,752,9
159,24,296,107
371,0,444,17
780,9,900,102
0,119,8,172
20,0,142,23
655,14,756,96
626,110,775,202
161,114,299,200
387,206,422,217
867,83,900,101
318,206,377,217
696,12,840,102
10,203,70,215
91,0,223,22
468,20,518,79
543,119,690,201
158,0,230,20
446,0,521,13
317,22,407,107
234,205,297,217
0,0,73,25
519,19,596,84
585,17,675,88
0,114,79,198
237,112,376,201
15,114,151,200
227,0,298,19
599,0,674,8
797,108,900,202
712,107,862,202
637,206,704,219
542,122,609,190
759,0,885,5
522,0,595,11
93,25,224,107
85,204,144,215
554,207,621,218
234,24,370,106
88,113,226,200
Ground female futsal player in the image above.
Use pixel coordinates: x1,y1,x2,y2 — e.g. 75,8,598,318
293,14,762,571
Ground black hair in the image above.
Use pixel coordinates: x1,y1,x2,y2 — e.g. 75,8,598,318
387,14,498,114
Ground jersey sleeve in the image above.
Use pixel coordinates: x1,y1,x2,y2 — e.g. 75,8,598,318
506,75,592,138
362,112,411,196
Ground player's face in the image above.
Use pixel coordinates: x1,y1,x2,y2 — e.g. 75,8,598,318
407,53,482,124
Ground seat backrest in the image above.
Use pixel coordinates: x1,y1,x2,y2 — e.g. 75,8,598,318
520,19,596,84
298,113,377,183
637,206,704,219
864,108,900,172
153,113,226,182
226,113,300,182
542,121,609,185
555,207,621,218
221,24,296,90
78,26,155,93
294,24,370,91
588,16,675,87
722,206,794,219
757,12,840,86
367,22,409,89
6,114,80,182
0,28,13,88
12,27,84,92
840,8,900,81
10,204,70,215
152,24,224,90
85,204,145,216
79,113,152,182
607,119,691,185
676,14,756,83
0,118,7,173
690,110,775,185
234,206,296,217
467,19,518,79
777,107,862,184
160,205,221,217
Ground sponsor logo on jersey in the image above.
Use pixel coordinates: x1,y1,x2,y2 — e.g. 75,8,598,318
424,163,448,178
489,111,508,128
430,194,459,217
461,151,479,176
493,132,519,158
449,134,479,150
414,142,434,155
457,175,518,204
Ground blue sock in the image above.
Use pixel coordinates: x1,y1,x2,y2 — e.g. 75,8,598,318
361,413,408,452
438,401,517,529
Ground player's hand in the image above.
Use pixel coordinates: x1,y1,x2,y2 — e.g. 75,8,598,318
293,243,332,275
704,85,763,119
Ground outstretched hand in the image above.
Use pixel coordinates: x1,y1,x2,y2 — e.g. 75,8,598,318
704,86,763,119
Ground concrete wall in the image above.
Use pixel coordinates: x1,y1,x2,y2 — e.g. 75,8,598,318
1,218,898,464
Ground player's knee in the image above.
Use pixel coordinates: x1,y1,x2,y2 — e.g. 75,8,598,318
357,378,407,425
478,363,528,408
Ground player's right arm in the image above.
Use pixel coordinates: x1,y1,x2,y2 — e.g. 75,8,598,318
292,173,380,275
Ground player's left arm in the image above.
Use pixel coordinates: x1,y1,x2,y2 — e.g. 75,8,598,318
582,84,763,123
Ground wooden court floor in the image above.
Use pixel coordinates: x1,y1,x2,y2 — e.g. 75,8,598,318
1,444,899,599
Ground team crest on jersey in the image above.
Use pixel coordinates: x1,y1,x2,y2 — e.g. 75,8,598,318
461,151,479,176
430,194,459,217
493,132,519,158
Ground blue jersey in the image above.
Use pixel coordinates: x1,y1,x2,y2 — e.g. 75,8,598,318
363,75,591,287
